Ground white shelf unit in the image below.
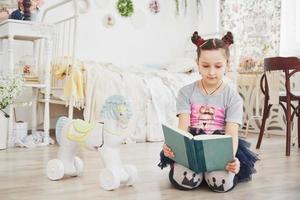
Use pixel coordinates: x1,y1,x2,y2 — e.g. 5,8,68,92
0,19,54,147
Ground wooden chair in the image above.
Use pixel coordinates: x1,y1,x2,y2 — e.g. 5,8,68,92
256,57,300,156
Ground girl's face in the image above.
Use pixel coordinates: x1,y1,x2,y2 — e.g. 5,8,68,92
198,49,228,86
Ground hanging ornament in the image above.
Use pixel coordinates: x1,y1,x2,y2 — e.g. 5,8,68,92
131,9,146,29
78,0,91,14
174,0,179,16
116,0,134,17
196,0,202,14
149,0,160,14
102,14,115,28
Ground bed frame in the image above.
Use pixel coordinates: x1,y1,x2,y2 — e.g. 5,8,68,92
41,0,79,119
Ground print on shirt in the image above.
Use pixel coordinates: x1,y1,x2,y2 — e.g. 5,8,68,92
190,104,225,134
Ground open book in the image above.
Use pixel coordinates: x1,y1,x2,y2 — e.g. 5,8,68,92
162,123,234,173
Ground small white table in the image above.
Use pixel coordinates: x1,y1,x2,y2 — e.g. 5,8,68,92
237,70,264,136
0,19,54,147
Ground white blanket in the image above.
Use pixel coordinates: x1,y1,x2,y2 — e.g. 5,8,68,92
83,62,198,142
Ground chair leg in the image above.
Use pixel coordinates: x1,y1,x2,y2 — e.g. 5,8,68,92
286,101,292,156
256,101,272,149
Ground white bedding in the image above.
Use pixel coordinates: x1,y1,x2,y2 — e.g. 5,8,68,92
82,61,198,142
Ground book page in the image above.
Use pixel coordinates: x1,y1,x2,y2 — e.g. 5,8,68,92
194,134,232,140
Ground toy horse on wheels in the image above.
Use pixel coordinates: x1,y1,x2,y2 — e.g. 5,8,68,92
46,95,137,190
46,117,103,180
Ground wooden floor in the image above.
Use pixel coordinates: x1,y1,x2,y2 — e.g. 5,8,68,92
0,133,300,200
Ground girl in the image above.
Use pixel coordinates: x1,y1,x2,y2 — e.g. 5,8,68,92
158,31,258,193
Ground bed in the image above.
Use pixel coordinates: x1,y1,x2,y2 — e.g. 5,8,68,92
45,60,200,142
48,57,200,142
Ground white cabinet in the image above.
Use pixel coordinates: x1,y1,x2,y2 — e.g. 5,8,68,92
0,19,54,147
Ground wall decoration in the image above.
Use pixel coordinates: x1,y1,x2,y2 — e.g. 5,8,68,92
149,0,160,14
102,14,115,28
183,0,187,15
94,0,109,9
174,0,179,15
77,0,91,14
131,9,146,29
196,0,202,14
117,0,134,17
174,0,202,16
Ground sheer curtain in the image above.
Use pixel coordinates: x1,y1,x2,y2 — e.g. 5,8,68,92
280,0,300,138
280,0,300,56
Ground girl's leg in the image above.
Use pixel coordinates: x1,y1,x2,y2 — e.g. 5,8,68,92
169,163,203,190
204,170,237,192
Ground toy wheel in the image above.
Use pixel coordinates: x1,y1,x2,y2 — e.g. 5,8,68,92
124,164,138,186
74,156,84,176
99,168,120,191
46,159,64,180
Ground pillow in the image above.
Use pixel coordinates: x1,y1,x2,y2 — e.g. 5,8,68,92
164,58,198,73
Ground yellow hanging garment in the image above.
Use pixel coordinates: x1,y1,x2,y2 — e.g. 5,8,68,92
63,62,86,108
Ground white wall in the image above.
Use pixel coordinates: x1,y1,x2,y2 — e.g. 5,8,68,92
41,0,201,65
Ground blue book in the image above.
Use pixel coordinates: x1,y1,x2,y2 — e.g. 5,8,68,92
162,123,234,173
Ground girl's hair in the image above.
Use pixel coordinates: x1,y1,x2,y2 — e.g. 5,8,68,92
191,31,234,61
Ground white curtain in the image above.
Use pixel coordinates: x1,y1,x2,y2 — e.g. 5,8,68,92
280,0,300,56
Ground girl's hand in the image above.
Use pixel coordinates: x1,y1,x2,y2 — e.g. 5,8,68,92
163,144,175,158
225,157,240,174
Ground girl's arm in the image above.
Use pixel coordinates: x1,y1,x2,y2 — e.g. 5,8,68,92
225,122,239,155
178,113,190,131
225,122,240,174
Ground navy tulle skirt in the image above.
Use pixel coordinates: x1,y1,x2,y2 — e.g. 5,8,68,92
158,128,259,183
235,138,258,182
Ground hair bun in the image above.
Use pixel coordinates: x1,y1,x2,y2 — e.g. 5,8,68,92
191,31,206,47
221,31,234,46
